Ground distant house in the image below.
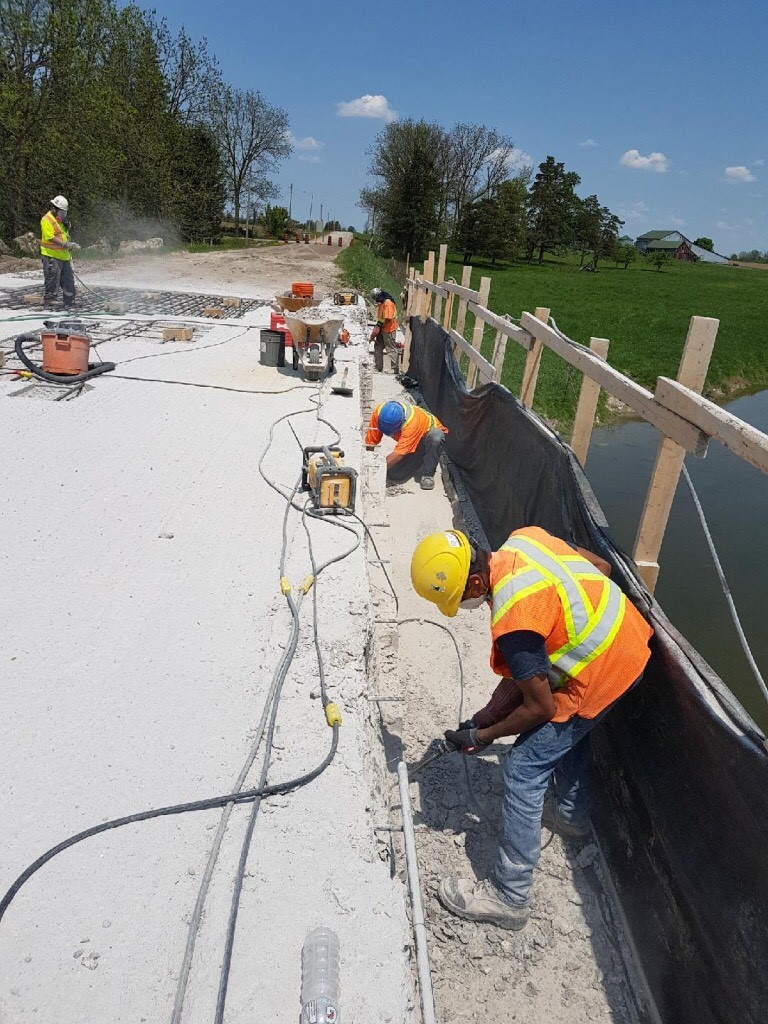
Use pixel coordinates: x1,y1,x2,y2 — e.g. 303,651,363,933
634,230,729,264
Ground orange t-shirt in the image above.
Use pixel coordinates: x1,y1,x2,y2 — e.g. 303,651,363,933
377,298,398,333
489,527,653,721
365,404,447,455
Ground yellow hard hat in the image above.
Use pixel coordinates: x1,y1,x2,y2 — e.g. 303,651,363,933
410,530,471,618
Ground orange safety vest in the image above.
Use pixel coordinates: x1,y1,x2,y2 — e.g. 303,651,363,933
40,211,70,261
365,403,447,455
489,526,652,721
377,297,398,333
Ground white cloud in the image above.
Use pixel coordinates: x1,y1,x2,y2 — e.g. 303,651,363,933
716,220,742,231
487,146,532,170
298,154,322,164
725,165,756,183
579,138,597,147
287,133,324,151
616,200,649,222
336,94,398,122
668,215,686,227
752,159,765,166
620,149,669,172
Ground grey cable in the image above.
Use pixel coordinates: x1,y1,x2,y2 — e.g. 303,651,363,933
398,618,483,818
681,464,768,707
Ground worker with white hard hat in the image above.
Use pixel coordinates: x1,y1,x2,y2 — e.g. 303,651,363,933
40,195,80,307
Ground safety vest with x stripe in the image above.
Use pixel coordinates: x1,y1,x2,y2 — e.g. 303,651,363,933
489,528,652,718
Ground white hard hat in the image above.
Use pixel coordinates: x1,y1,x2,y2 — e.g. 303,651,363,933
370,287,382,299
51,195,69,213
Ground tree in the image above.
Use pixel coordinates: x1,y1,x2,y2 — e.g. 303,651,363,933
367,118,444,260
615,243,639,269
169,124,225,242
443,123,518,236
208,86,291,236
263,204,289,238
647,250,669,272
481,175,529,265
594,206,623,268
526,156,581,263
456,201,486,264
693,237,713,252
574,195,602,266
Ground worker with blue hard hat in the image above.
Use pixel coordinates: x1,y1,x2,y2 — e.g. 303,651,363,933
365,399,447,491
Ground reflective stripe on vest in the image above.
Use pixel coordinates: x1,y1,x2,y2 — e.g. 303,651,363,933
40,211,66,249
401,405,436,432
491,535,627,682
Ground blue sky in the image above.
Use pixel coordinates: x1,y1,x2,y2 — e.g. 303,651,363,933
157,0,766,253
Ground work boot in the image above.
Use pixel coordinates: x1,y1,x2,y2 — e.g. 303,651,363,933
541,801,591,840
420,475,435,490
438,877,530,930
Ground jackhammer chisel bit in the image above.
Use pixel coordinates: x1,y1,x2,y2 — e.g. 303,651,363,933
407,737,458,779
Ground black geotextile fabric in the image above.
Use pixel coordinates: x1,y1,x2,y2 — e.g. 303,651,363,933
408,316,768,1024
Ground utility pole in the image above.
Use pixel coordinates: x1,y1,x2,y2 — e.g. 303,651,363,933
288,183,292,219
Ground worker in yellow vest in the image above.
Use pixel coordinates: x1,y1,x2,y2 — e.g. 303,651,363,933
369,288,399,373
410,525,653,930
40,195,80,307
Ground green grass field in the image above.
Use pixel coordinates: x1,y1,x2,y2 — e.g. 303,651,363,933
335,244,405,311
446,253,768,425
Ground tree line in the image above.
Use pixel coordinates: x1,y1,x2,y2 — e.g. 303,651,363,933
360,119,627,268
0,0,290,246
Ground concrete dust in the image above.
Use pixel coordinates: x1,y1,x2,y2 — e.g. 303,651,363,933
362,372,649,1024
80,241,343,300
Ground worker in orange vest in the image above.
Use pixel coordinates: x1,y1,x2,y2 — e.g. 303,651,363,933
365,400,447,491
369,288,399,373
410,526,653,930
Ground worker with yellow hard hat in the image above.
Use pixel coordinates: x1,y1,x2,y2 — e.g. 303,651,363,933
410,526,653,930
40,195,80,307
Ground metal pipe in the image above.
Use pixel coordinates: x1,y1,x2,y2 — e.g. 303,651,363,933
397,760,437,1024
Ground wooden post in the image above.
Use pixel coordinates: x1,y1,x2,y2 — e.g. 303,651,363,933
466,276,491,388
491,330,507,383
433,243,447,324
403,269,419,370
570,337,610,467
422,251,435,321
455,265,472,337
633,316,720,592
441,289,454,332
519,307,550,408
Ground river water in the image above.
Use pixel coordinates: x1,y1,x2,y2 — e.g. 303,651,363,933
583,389,768,732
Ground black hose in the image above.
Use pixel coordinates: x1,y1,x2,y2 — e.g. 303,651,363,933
0,727,339,925
14,332,115,383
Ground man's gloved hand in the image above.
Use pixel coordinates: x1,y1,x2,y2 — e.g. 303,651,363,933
69,241,81,251
458,717,477,731
444,726,490,755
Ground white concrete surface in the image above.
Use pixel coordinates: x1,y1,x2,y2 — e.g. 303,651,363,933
0,288,412,1022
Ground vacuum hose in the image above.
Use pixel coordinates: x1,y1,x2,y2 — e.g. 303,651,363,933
14,332,115,383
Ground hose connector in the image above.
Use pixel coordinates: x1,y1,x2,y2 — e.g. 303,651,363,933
325,703,342,728
300,574,315,594
280,576,292,595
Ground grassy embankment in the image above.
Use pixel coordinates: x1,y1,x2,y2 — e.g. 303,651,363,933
335,244,404,313
447,253,768,426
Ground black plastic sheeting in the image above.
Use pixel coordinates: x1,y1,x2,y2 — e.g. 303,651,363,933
408,316,768,1024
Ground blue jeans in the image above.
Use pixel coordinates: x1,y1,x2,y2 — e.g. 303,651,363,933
491,707,611,908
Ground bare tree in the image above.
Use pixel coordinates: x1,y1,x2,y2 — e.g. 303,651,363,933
446,123,519,232
152,18,221,124
208,86,291,235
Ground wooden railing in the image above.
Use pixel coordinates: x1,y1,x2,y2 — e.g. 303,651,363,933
402,246,768,592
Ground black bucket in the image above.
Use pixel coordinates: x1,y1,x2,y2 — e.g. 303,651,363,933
259,329,285,367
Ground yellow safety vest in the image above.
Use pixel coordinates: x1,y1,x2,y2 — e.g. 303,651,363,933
40,211,70,261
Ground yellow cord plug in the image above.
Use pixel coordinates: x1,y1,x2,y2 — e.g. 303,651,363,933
280,577,292,595
300,574,315,594
325,703,342,727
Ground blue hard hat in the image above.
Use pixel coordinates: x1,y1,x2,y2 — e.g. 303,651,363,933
379,401,406,435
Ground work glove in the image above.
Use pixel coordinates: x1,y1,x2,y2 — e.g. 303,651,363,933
458,717,477,731
65,241,81,251
444,726,490,756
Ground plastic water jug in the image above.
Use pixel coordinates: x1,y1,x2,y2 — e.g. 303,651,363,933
300,927,339,1024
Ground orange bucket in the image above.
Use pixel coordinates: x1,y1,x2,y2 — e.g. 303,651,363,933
41,329,91,375
291,281,314,298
